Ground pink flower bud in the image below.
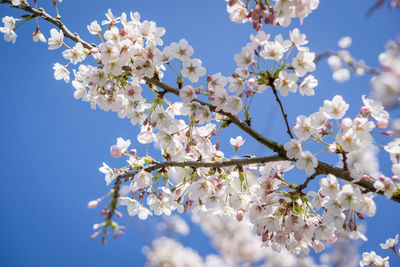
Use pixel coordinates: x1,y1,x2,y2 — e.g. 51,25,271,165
360,106,370,114
392,175,399,182
195,89,201,94
130,149,137,156
91,232,99,239
341,118,353,130
208,95,215,101
93,223,102,230
326,122,333,129
215,143,220,150
245,89,253,98
232,73,239,78
211,129,218,136
382,130,394,136
207,75,212,82
208,88,215,94
90,47,99,54
110,145,122,158
88,200,99,209
376,119,388,128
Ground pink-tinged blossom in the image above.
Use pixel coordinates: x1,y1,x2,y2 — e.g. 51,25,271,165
293,115,314,140
181,58,206,83
32,28,46,43
296,151,318,175
290,28,308,47
170,38,194,61
362,95,389,122
62,42,86,65
230,136,245,149
101,9,120,26
87,20,102,35
0,16,17,44
234,47,254,67
119,197,152,219
284,139,302,159
292,49,315,77
53,63,70,83
321,95,349,120
224,95,243,115
380,234,399,250
373,176,396,198
360,251,390,267
48,28,64,50
299,75,317,96
179,85,195,103
274,70,298,96
137,125,157,144
98,162,116,186
134,171,153,188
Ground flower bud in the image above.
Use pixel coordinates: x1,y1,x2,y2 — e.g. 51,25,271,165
376,119,388,129
326,122,333,129
382,130,394,136
88,199,100,209
110,145,122,158
360,106,370,114
232,73,239,78
245,89,253,98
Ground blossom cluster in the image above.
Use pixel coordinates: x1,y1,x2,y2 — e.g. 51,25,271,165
226,0,319,30
231,28,318,101
371,39,400,108
284,94,397,188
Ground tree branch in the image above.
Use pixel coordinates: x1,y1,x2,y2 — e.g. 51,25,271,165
6,0,94,50
270,83,294,139
119,154,282,179
297,171,320,192
7,1,400,204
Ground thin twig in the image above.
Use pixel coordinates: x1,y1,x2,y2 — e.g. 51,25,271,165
297,172,320,192
270,83,294,139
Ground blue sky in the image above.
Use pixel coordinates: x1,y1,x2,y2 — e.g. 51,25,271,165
0,0,399,266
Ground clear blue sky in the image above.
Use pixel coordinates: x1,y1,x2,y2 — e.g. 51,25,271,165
0,0,399,266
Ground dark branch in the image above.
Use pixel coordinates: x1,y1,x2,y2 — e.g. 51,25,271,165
270,83,294,139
